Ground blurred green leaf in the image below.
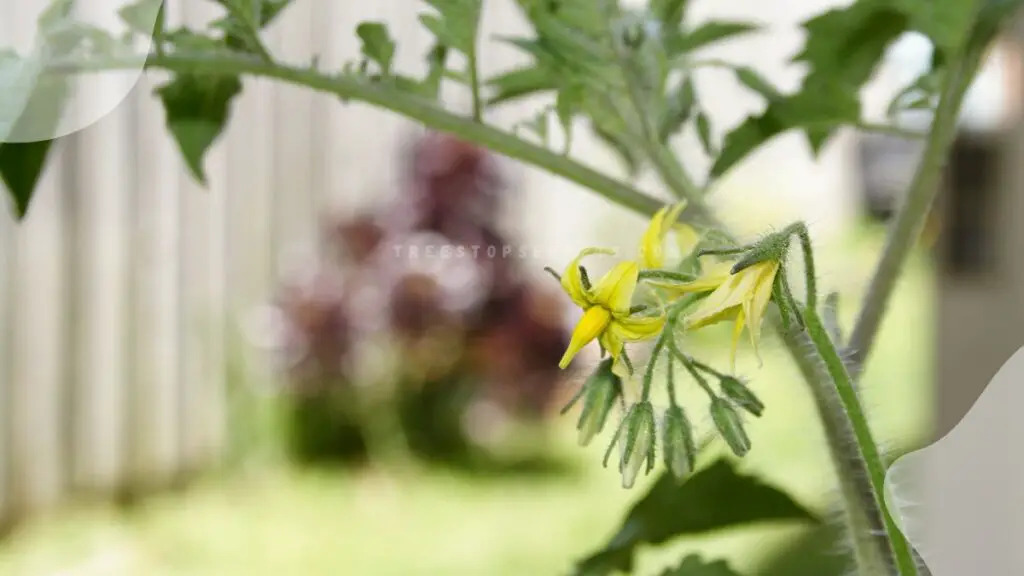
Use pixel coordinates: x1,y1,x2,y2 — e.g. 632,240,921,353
572,459,818,576
711,79,859,177
419,0,482,56
209,0,292,55
485,65,558,105
732,66,783,101
649,0,689,28
593,122,643,177
356,22,396,75
1,0,85,218
893,0,979,57
156,70,243,184
666,21,760,55
695,111,713,156
657,77,695,141
661,555,744,576
118,0,163,35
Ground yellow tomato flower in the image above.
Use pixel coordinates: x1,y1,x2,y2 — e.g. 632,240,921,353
684,260,780,369
638,202,700,269
558,248,665,376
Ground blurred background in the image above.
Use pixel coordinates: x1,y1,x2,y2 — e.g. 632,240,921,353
0,0,1022,575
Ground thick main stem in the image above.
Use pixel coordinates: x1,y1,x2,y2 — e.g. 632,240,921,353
846,51,983,372
804,308,918,576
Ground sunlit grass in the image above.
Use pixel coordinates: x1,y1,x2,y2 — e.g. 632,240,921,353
0,225,933,576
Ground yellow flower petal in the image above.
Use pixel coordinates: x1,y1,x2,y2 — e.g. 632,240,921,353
599,330,630,378
685,261,766,330
741,261,779,358
730,309,746,372
675,223,701,257
645,259,732,295
561,247,615,308
559,306,612,368
590,261,639,314
638,202,686,269
610,313,665,341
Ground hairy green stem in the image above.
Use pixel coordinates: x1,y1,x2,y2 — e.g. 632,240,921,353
804,307,918,575
780,326,895,575
51,52,666,217
846,50,983,373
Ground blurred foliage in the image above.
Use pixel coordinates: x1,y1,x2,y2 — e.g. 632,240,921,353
573,459,818,575
267,132,573,468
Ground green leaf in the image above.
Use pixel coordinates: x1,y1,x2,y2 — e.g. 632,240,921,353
208,0,291,55
572,459,817,576
418,0,482,56
418,43,449,100
649,0,690,28
695,111,713,156
710,82,859,177
659,555,743,576
732,66,782,101
355,22,396,75
156,72,243,184
485,65,557,106
0,1,83,218
666,21,760,55
118,0,163,36
658,77,696,141
789,4,908,151
893,0,979,57
0,140,55,218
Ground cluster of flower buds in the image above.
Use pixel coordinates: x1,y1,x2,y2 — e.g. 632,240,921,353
550,202,815,487
265,131,572,426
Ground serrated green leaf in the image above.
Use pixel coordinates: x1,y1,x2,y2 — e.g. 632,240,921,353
659,554,744,576
710,83,859,177
572,459,816,576
732,66,782,101
658,77,696,141
695,111,713,155
666,21,760,55
156,73,242,184
355,22,396,75
485,65,558,106
788,4,907,154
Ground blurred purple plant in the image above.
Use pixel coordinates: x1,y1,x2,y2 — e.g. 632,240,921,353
258,132,574,464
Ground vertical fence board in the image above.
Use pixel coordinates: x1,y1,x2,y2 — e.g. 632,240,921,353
71,75,133,493
0,186,15,528
10,148,66,511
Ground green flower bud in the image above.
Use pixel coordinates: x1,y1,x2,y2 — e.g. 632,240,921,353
661,405,697,479
719,376,764,417
618,401,656,489
575,359,622,446
711,398,750,457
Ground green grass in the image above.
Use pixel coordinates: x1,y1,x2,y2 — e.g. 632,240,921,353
0,226,934,576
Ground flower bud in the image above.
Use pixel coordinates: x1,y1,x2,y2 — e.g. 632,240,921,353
662,405,697,479
711,398,751,457
618,401,656,489
719,376,764,417
575,359,622,446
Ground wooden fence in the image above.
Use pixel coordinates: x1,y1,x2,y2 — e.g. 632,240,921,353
0,0,867,529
